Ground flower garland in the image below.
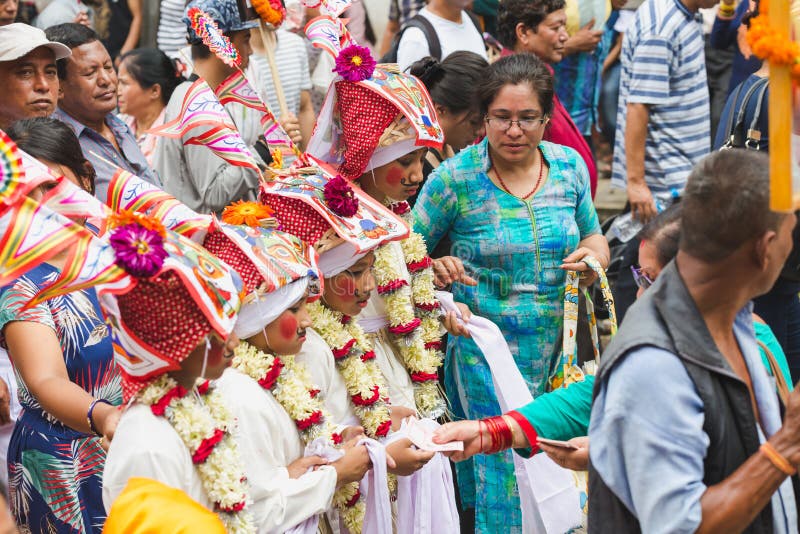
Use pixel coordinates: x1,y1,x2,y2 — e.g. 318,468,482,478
232,342,366,532
746,0,800,80
138,375,255,533
307,301,393,439
373,200,446,418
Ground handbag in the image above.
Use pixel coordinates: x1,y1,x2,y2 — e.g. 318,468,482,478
549,256,618,391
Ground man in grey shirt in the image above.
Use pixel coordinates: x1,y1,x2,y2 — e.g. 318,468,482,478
154,0,266,215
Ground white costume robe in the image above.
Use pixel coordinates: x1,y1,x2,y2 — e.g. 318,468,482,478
216,367,338,534
296,328,358,426
102,403,209,511
358,242,418,411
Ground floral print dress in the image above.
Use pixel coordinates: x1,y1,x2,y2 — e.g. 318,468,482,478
0,263,122,534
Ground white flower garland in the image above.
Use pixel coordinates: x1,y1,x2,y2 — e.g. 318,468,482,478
307,301,393,439
232,342,366,532
138,375,255,533
375,200,446,417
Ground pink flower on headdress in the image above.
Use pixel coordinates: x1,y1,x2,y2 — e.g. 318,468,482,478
323,175,359,217
333,44,376,82
110,223,169,278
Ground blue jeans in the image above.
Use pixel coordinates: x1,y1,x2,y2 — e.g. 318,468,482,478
599,60,621,146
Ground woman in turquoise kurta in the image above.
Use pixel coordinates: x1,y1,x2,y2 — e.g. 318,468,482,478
412,53,608,533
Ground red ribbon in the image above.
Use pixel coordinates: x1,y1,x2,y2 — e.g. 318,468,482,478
192,428,226,464
332,338,357,359
375,419,392,437
352,385,381,406
258,357,284,390
411,371,439,382
377,278,408,294
296,410,323,430
388,318,422,335
150,385,188,416
407,256,433,273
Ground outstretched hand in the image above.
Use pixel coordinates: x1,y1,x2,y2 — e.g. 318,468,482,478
432,420,483,462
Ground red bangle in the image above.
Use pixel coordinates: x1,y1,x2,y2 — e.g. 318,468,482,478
481,415,512,454
479,420,484,454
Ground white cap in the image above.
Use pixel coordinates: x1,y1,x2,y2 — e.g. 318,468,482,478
0,23,71,63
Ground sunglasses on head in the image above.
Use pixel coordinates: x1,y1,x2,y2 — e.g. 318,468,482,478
631,265,655,291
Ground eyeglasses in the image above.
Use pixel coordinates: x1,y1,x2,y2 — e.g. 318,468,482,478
631,266,654,291
485,116,548,131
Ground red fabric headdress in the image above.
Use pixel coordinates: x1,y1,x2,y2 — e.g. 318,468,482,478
334,82,402,181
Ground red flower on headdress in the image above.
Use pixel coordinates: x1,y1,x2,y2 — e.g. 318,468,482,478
323,175,359,217
333,44,376,82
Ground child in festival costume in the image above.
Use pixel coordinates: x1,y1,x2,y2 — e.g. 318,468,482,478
262,162,460,531
95,213,255,533
205,208,373,533
307,51,471,417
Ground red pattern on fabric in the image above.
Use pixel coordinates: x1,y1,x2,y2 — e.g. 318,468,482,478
334,82,402,181
116,270,212,399
260,191,330,245
202,231,264,293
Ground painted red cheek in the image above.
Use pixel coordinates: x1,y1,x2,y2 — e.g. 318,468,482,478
385,166,404,186
338,277,357,301
279,315,298,341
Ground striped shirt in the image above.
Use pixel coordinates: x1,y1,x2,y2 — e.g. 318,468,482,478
157,0,188,58
389,0,426,25
248,29,311,116
611,0,710,197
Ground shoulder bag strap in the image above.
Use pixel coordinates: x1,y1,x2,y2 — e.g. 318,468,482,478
757,339,790,407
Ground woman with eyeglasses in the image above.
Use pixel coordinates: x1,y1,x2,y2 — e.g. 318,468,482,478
412,52,608,533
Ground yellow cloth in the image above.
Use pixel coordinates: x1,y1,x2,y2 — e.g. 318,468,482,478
103,477,226,534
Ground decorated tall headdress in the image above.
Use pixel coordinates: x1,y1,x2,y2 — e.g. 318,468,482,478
208,209,320,338
305,16,444,181
100,212,242,401
106,167,317,339
260,157,409,275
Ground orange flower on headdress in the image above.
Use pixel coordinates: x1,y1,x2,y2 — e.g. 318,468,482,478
108,209,167,237
269,148,284,170
222,200,276,228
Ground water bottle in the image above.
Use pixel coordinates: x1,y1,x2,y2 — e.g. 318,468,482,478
609,195,673,243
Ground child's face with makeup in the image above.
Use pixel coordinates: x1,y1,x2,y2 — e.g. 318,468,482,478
322,252,376,317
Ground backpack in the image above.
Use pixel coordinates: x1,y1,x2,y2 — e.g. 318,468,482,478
380,11,484,64
720,76,769,151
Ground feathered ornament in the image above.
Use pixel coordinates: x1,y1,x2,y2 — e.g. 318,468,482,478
186,7,242,68
252,0,286,27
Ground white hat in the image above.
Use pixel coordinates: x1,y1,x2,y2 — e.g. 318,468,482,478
0,23,71,63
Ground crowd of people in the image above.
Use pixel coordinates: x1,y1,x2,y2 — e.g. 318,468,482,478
0,0,798,533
